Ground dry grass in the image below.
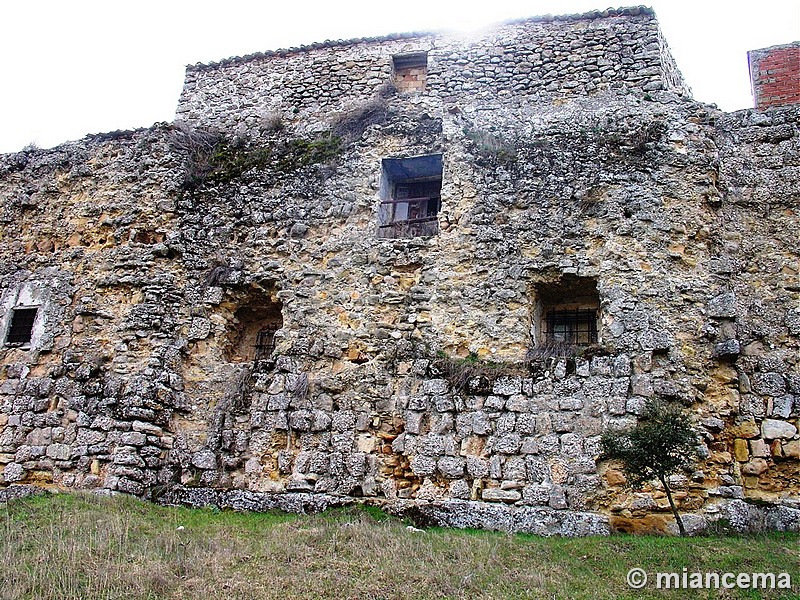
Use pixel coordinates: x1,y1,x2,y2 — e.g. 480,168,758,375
0,492,798,599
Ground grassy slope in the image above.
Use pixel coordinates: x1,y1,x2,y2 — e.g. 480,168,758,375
0,492,797,600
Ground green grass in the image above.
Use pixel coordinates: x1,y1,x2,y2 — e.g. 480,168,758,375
0,492,798,599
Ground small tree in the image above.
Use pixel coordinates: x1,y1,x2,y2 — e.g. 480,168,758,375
601,399,698,536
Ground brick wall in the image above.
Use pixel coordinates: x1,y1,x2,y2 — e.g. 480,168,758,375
749,42,800,109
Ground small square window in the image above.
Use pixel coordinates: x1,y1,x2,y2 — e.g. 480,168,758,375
531,276,600,350
6,307,38,346
378,154,442,239
393,52,428,92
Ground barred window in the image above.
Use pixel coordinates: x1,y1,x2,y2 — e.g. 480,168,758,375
531,275,601,350
225,291,283,364
254,323,280,362
544,308,598,345
6,307,38,346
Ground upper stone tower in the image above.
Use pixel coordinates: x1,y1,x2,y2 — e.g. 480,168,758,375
175,7,690,136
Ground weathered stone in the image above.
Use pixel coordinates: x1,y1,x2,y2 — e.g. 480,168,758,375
0,8,796,536
45,444,71,460
750,439,770,458
490,434,521,454
449,479,471,499
761,419,797,440
410,455,436,476
741,458,769,476
422,379,449,395
707,293,737,318
730,419,760,439
548,486,568,509
733,439,749,462
482,488,521,503
771,396,794,419
492,377,522,396
120,432,147,446
437,456,465,478
752,373,786,397
783,440,800,459
713,339,740,358
701,417,725,432
191,450,217,470
466,456,489,478
2,462,24,483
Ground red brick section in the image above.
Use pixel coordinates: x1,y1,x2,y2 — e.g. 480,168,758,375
748,43,800,109
395,66,427,92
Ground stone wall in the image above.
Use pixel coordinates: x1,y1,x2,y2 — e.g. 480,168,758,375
0,9,797,535
176,7,688,139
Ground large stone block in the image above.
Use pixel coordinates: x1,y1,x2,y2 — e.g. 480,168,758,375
761,419,797,440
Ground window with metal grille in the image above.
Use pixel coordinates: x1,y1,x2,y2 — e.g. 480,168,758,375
254,323,280,361
544,308,598,345
6,307,37,345
531,275,601,351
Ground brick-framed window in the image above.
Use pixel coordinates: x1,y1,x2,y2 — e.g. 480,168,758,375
393,52,428,93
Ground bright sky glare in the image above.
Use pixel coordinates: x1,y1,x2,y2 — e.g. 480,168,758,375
1,1,798,154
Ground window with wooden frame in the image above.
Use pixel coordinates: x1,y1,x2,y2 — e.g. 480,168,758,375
377,154,442,239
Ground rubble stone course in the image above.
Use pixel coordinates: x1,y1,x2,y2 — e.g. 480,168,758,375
0,7,797,535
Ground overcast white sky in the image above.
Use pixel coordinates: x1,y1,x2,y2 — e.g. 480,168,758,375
1,1,797,154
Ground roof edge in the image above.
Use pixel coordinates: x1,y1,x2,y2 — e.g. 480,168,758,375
186,5,655,73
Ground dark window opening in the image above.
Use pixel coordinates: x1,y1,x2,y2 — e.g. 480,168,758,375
378,154,442,239
225,290,283,363
6,307,38,346
531,275,600,349
254,322,280,362
544,308,598,345
393,52,427,92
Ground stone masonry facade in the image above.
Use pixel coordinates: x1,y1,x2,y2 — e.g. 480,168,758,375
0,7,798,535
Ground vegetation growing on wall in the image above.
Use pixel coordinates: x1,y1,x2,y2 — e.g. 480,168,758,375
331,82,396,142
431,352,524,393
601,399,699,536
463,125,518,166
170,123,342,191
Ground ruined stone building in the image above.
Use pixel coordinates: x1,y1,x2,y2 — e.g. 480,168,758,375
0,7,798,535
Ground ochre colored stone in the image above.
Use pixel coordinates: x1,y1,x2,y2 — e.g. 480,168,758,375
770,440,784,458
733,438,749,462
782,440,800,459
741,458,769,475
730,420,760,439
711,451,733,465
604,468,627,486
